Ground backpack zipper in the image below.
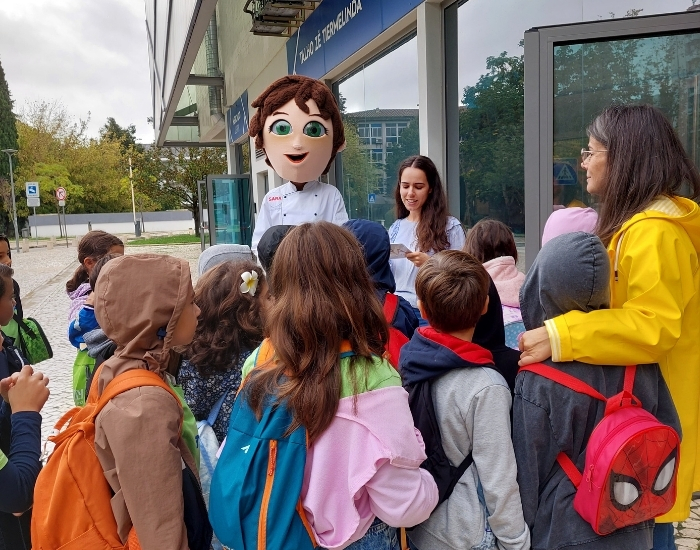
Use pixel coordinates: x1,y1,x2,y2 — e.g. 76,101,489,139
258,440,278,550
586,415,647,491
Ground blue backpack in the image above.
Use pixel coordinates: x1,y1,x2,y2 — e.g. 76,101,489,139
208,340,316,550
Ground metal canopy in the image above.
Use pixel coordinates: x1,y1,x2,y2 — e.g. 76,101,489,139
243,0,320,37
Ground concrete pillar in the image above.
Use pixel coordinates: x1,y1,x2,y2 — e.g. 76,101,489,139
417,2,446,180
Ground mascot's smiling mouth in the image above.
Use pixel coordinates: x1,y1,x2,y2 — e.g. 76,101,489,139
285,153,308,164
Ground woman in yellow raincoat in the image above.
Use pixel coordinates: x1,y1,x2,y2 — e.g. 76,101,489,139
519,104,700,550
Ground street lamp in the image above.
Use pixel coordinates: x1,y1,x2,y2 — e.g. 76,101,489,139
1,149,19,253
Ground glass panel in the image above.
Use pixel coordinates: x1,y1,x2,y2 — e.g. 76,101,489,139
457,0,691,239
211,176,253,246
337,36,419,226
553,32,700,209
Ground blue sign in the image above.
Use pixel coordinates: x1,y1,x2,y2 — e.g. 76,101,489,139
286,0,423,79
368,193,376,204
25,182,39,197
227,90,249,145
553,159,578,185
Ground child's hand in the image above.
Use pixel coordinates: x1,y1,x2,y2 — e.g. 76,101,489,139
84,292,95,306
5,366,50,413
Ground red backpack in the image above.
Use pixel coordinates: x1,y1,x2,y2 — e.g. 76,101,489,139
383,292,410,369
519,363,680,535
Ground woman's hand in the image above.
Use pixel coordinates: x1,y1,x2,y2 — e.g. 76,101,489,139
518,326,552,366
405,251,430,268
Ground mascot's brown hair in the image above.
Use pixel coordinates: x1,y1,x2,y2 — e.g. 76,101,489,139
249,75,345,175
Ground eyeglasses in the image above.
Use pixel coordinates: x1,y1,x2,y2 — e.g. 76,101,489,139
581,148,608,162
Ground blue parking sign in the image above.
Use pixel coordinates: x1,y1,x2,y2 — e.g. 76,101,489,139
25,182,39,197
368,193,376,204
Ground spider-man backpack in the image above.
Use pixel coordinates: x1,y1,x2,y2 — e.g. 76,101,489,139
519,363,680,535
382,293,409,369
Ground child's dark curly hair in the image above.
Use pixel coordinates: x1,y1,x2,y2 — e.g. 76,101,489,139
183,260,265,375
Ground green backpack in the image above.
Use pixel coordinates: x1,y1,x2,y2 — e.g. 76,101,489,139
73,349,96,407
16,317,53,365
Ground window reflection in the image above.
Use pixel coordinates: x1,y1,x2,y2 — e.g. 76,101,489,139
336,36,419,226
457,0,692,233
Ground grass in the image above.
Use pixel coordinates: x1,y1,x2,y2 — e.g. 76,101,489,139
127,234,201,246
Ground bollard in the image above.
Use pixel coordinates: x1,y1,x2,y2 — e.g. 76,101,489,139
47,238,54,250
21,239,29,252
72,236,80,247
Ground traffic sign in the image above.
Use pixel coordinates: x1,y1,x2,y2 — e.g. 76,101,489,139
368,193,376,204
58,200,66,207
26,182,39,197
27,198,40,207
56,187,67,201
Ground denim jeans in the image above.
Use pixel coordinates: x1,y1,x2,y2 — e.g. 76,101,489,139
343,518,400,550
652,522,676,550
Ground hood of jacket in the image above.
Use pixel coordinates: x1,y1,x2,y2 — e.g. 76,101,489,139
400,327,494,385
520,232,609,331
344,219,396,293
257,225,295,272
483,256,524,308
612,196,700,261
198,244,253,276
94,254,193,387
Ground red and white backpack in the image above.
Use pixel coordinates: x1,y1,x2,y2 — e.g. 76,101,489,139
520,363,680,535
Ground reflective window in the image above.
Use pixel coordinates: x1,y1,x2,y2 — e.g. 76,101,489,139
336,36,419,226
553,32,700,208
456,0,691,234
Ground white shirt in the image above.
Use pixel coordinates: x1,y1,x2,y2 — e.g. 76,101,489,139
388,216,466,307
251,180,349,258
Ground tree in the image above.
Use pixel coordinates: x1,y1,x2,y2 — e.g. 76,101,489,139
159,147,227,235
100,117,140,154
0,58,18,179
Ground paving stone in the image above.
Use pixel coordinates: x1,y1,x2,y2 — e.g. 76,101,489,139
675,538,700,549
679,528,700,539
683,519,700,530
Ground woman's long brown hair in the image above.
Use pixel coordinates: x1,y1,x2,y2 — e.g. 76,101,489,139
183,260,265,375
244,222,389,444
394,155,451,252
588,105,700,246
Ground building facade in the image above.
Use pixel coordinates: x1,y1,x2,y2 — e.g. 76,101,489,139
146,0,700,263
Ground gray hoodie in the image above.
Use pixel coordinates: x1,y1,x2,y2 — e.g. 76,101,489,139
513,232,681,550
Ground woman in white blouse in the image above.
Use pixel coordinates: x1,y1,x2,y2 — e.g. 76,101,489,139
388,155,466,325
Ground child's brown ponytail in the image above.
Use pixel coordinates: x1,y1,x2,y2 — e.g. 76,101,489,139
65,231,124,293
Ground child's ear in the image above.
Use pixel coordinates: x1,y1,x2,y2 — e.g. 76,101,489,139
337,140,347,154
481,295,490,315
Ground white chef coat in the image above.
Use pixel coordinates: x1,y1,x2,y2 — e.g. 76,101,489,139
251,180,349,258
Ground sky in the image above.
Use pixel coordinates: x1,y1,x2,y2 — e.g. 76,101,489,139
0,0,153,144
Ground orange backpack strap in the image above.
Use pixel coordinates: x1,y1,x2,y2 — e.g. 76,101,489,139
91,369,182,421
255,338,275,367
383,292,399,324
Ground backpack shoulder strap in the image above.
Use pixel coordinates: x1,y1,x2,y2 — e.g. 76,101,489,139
92,369,181,419
519,363,607,402
556,452,582,488
383,292,399,324
255,339,275,367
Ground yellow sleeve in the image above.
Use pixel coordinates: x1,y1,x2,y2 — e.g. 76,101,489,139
548,220,694,365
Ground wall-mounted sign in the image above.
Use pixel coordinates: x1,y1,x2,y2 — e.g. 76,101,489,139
227,90,250,145
286,0,422,79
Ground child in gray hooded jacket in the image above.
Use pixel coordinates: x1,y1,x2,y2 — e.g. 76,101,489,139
513,232,680,550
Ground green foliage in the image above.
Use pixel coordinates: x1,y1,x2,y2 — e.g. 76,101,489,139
460,51,525,229
0,59,18,179
100,117,140,154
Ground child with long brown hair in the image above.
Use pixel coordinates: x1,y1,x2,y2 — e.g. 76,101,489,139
239,222,438,549
178,259,266,442
389,155,465,326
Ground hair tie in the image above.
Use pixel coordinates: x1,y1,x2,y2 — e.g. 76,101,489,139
240,271,259,297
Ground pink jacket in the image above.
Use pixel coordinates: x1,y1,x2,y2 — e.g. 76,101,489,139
302,385,438,549
483,256,524,308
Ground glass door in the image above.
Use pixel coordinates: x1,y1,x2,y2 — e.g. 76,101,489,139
206,174,253,246
524,10,700,267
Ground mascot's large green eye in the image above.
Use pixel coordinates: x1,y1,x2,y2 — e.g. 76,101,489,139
271,120,292,135
303,121,326,137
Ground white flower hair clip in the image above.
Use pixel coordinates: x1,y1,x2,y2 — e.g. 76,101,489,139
240,271,259,296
